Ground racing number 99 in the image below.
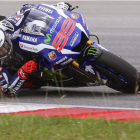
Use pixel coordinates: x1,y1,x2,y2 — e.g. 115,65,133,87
52,18,76,52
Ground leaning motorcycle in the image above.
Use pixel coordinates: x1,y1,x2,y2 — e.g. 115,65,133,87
10,4,140,93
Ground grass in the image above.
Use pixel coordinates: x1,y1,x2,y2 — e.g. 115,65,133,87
0,115,140,140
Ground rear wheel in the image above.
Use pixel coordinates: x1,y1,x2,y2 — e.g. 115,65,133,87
94,50,140,93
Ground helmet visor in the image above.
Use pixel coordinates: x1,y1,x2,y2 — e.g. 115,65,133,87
0,41,10,59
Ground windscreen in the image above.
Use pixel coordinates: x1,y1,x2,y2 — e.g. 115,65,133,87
21,9,54,35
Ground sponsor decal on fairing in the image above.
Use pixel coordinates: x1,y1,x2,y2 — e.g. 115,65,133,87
38,6,53,14
19,42,80,54
70,32,79,46
48,51,57,60
22,35,37,43
61,58,74,66
50,16,62,34
71,13,79,19
19,43,38,53
44,33,52,44
54,56,68,65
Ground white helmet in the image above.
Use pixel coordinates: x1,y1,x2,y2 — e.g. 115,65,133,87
0,29,13,60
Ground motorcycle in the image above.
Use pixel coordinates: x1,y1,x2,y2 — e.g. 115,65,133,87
7,4,140,93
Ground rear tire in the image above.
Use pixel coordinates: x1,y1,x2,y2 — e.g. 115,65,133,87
94,50,140,93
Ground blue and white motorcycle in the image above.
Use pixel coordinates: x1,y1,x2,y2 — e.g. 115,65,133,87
12,4,140,93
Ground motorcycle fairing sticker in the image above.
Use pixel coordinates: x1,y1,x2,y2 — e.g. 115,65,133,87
64,11,89,38
37,4,54,14
49,16,82,53
19,41,80,62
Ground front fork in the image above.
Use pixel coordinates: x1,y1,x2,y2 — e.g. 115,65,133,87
72,40,107,85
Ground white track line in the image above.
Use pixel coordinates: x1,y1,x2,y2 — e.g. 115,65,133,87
0,102,140,113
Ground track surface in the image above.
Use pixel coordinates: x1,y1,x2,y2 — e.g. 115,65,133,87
1,1,140,109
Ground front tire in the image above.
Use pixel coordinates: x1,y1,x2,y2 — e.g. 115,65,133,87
94,50,140,93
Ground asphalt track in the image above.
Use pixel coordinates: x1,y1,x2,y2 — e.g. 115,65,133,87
1,1,140,109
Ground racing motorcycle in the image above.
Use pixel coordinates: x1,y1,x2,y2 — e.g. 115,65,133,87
7,4,140,93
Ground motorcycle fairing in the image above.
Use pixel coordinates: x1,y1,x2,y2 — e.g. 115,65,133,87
18,4,90,69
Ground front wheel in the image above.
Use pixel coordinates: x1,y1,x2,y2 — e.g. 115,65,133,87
94,50,140,93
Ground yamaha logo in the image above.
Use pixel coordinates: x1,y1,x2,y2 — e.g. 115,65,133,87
38,6,53,14
22,35,37,43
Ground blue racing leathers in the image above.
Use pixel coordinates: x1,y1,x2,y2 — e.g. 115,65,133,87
0,4,43,95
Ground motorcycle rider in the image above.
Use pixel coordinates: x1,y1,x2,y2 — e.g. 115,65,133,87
0,2,73,96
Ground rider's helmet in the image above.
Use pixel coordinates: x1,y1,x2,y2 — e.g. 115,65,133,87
0,29,13,61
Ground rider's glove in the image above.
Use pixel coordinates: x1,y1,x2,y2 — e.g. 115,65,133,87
55,2,72,11
21,60,37,73
17,60,37,80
